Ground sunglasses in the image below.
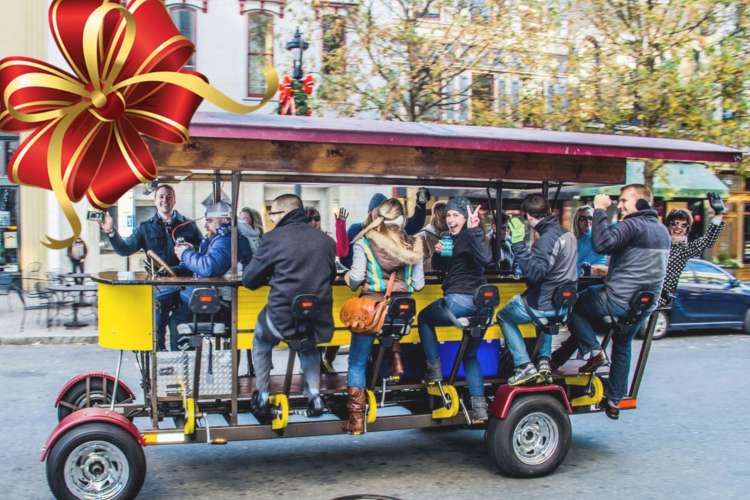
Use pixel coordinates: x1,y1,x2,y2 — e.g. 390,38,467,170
310,215,321,222
669,221,688,228
579,216,593,222
268,210,285,216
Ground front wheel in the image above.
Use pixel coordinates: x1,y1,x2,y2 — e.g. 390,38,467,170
46,423,146,500
486,394,571,477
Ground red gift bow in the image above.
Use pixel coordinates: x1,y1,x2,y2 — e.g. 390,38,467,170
278,75,296,115
278,74,314,115
0,0,277,249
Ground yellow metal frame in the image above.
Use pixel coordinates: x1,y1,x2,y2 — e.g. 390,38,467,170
366,390,377,424
184,397,196,435
268,394,289,430
427,384,460,419
564,375,604,407
98,283,154,351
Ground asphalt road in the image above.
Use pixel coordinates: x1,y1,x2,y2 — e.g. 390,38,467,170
2,333,749,500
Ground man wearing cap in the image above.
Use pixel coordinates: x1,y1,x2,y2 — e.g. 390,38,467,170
169,201,253,350
242,194,336,417
99,184,202,350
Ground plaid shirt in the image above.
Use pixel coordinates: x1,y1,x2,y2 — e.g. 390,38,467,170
659,220,725,307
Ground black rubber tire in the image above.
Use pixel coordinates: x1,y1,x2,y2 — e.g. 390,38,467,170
743,309,750,335
57,379,132,422
46,422,146,500
486,394,571,478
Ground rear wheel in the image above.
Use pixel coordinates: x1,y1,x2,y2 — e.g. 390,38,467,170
46,423,146,500
486,394,571,477
57,378,133,422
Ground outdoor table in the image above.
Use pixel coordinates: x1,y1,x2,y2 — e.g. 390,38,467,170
46,283,98,329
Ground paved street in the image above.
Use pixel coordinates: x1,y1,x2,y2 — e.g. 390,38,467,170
2,333,749,500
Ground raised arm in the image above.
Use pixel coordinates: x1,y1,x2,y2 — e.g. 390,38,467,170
685,218,725,259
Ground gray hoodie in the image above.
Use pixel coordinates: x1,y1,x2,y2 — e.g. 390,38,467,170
592,208,671,311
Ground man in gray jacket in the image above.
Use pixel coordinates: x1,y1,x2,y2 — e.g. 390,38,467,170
563,184,670,419
496,194,577,385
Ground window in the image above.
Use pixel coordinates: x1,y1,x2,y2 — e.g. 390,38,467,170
247,14,274,97
688,260,732,286
416,1,440,18
472,73,495,115
321,15,345,75
169,7,197,69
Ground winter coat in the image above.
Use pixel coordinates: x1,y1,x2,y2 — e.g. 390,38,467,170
592,208,671,311
348,230,425,296
511,215,577,310
109,210,202,268
175,223,252,302
340,204,426,268
241,208,337,342
432,226,493,295
576,229,608,274
659,220,724,306
238,222,262,254
417,224,441,273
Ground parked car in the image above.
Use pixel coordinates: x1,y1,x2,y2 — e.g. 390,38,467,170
651,259,750,340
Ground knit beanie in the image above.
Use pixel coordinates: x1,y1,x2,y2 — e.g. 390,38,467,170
446,196,470,219
368,193,388,212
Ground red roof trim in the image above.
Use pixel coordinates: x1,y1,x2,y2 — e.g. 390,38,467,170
187,113,744,164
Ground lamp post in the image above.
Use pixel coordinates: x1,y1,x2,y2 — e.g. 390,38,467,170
286,27,309,81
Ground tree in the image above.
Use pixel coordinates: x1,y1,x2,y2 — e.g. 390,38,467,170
317,0,526,121
563,0,750,187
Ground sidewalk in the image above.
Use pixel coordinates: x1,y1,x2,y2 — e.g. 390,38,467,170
0,298,98,345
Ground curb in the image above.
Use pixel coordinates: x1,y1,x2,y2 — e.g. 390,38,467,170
0,334,98,346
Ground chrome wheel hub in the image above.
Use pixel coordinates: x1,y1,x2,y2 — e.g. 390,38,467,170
64,440,129,499
512,412,559,465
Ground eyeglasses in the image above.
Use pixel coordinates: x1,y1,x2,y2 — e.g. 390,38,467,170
579,216,593,222
669,221,688,228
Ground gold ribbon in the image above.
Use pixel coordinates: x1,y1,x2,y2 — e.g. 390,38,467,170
3,2,277,249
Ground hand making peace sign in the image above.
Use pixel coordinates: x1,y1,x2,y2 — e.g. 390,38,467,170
467,204,481,229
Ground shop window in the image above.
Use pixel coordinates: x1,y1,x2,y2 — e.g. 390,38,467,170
247,13,274,97
168,6,197,69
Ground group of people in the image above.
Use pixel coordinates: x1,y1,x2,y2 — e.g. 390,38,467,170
99,181,724,428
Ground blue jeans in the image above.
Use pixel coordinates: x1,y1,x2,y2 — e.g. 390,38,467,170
154,287,179,351
496,294,559,367
569,285,649,403
347,334,375,388
417,294,484,397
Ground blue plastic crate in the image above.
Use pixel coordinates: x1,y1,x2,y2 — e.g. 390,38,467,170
438,339,501,379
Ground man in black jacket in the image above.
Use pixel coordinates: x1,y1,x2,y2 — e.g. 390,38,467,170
100,185,202,350
496,194,577,385
242,194,336,416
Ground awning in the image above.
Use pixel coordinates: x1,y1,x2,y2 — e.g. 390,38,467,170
577,161,729,199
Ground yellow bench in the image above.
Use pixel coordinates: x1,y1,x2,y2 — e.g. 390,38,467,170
98,282,536,351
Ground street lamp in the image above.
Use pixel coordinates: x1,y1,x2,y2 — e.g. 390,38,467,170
286,27,309,81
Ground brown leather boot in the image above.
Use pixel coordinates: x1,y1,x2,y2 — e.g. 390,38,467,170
390,343,404,380
344,387,366,435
